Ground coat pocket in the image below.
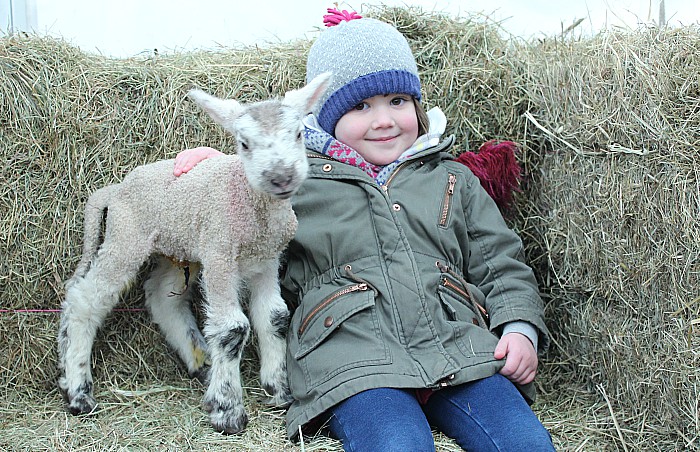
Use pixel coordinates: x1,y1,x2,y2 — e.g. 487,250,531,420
438,271,489,327
437,273,494,359
290,281,391,389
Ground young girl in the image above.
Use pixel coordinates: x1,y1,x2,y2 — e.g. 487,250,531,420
175,9,554,451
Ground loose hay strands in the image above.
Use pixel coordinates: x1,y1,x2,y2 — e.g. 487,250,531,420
1,5,699,450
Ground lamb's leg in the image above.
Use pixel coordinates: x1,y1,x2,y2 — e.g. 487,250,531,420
199,262,250,434
57,240,146,415
144,256,209,383
247,257,292,407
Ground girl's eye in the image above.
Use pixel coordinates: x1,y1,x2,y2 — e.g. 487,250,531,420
391,96,408,106
353,102,368,111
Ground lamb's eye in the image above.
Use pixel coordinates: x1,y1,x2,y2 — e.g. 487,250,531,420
296,131,302,141
240,141,249,151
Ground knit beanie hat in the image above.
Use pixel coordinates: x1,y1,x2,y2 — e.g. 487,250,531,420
306,9,422,135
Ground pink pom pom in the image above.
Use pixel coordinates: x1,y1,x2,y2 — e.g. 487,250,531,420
323,8,362,27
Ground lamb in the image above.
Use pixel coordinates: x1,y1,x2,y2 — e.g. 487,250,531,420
57,72,331,434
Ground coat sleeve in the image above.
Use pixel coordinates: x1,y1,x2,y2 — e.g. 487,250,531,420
459,168,550,354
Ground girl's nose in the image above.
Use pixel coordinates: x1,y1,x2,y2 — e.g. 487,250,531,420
371,108,395,129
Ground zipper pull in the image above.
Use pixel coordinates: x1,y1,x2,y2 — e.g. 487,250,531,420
344,264,376,292
435,261,450,273
447,173,456,194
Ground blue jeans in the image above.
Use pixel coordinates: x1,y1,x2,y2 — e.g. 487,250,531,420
328,374,554,452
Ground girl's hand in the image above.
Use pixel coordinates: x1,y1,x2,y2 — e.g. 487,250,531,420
173,146,224,176
494,332,538,385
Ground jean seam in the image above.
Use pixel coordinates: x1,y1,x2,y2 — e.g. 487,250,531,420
430,390,502,452
330,414,355,452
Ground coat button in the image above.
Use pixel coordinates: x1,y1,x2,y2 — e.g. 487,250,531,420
392,203,401,211
472,318,479,325
322,164,333,172
324,316,334,327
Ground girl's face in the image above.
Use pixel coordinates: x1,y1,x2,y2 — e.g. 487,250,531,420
334,94,419,166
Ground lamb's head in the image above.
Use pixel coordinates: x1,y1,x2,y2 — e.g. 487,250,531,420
188,73,331,199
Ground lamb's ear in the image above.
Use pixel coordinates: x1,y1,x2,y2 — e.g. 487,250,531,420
283,72,332,114
188,89,244,127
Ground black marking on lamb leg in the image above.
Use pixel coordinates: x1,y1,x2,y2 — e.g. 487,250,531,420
168,265,192,296
262,374,292,407
58,326,69,359
270,309,290,339
189,365,210,385
67,381,96,415
78,380,93,395
219,325,249,361
262,381,286,398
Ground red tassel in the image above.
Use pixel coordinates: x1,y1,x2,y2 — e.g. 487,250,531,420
454,140,522,211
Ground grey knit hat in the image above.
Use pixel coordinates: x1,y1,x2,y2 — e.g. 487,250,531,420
306,9,421,135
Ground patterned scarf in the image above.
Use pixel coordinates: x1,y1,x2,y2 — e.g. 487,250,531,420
303,107,446,186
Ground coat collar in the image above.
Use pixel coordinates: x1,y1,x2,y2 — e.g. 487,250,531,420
303,107,452,184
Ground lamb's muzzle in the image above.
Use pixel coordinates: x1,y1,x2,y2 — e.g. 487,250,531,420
57,72,332,435
264,164,302,199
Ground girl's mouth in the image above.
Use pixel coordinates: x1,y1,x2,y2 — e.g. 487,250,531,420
368,135,397,142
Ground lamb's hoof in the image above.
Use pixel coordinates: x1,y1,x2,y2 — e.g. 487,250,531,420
265,395,293,409
67,393,98,416
262,383,293,408
264,391,293,408
203,399,248,435
210,409,249,435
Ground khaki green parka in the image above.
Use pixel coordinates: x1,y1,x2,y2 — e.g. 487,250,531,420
281,136,549,439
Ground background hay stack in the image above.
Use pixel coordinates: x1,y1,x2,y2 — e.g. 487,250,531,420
0,6,697,450
519,27,700,449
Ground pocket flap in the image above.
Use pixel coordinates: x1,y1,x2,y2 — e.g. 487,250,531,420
294,286,375,360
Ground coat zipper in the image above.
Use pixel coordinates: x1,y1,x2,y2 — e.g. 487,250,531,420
383,160,412,188
308,153,334,160
383,136,455,188
441,277,488,319
298,283,369,335
437,261,489,328
439,173,457,227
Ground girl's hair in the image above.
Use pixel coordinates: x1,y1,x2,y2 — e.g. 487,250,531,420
415,99,429,136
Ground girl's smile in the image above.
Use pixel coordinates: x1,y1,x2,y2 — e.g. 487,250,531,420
334,94,419,166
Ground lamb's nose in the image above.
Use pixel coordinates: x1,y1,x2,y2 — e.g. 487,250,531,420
264,166,296,191
271,172,293,190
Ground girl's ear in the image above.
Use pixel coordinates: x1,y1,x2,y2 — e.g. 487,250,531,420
283,72,332,114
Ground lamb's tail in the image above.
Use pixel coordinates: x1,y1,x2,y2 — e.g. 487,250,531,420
70,185,118,280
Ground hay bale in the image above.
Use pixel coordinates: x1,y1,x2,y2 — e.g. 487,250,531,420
1,5,698,450
517,26,700,449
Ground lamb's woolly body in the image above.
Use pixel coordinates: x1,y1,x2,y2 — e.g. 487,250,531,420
100,155,297,265
57,72,332,435
59,154,298,434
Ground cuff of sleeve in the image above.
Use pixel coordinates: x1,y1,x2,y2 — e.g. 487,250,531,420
502,321,539,351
